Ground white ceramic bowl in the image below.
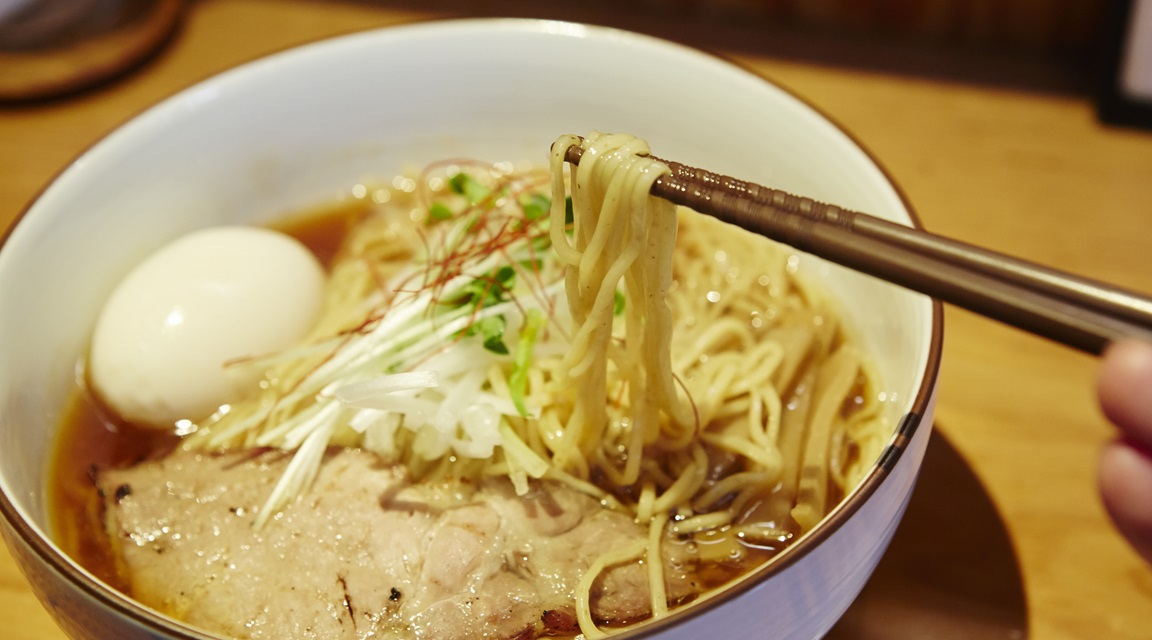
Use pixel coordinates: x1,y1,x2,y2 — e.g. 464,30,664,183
0,18,941,640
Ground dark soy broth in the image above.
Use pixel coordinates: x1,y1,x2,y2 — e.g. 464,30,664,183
47,199,371,590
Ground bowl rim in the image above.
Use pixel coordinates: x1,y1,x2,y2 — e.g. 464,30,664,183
0,16,944,639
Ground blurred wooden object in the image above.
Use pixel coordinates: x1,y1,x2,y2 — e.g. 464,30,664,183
0,0,184,102
1,1,1150,639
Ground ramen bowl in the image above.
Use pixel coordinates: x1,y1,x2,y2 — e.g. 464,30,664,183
0,18,941,640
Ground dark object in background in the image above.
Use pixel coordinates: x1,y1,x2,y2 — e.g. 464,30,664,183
0,0,183,103
1098,0,1152,128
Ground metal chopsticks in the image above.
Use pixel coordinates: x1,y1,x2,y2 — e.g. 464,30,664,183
562,144,1152,355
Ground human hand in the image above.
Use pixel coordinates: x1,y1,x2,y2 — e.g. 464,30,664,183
1096,339,1152,564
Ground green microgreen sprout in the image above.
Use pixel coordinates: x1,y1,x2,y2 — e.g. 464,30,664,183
449,172,492,204
429,202,454,222
521,193,551,221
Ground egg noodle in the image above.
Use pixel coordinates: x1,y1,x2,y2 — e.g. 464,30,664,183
187,132,888,636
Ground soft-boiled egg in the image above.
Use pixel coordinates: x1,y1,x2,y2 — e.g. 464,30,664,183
88,226,326,429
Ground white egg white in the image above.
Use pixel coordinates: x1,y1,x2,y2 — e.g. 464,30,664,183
88,226,326,429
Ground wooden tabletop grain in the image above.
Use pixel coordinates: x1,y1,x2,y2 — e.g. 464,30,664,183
3,2,1151,639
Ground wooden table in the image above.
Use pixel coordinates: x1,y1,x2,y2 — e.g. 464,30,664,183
3,1,1151,638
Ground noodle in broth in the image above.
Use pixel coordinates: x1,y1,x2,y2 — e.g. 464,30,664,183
57,133,888,638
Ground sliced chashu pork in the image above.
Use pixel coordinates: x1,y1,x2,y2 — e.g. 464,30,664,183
97,448,701,639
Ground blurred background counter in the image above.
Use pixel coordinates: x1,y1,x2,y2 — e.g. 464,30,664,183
2,1,1151,639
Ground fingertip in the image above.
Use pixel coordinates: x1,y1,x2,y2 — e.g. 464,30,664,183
1098,340,1152,451
1098,440,1152,565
